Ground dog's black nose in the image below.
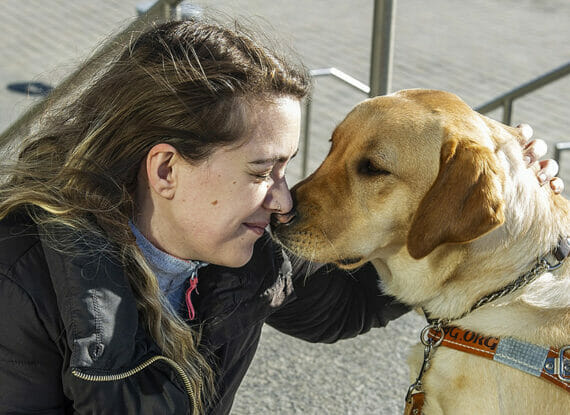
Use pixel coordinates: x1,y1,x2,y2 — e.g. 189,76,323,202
270,209,297,229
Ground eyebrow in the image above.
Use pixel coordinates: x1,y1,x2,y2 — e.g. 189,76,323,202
248,149,299,165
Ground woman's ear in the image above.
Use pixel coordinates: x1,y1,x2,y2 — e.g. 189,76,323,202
145,143,179,200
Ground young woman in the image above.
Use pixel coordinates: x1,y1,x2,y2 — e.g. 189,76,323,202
0,18,562,414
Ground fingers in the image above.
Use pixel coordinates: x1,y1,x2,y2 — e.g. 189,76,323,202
523,139,547,165
536,159,563,194
517,123,534,141
549,177,564,194
537,159,559,180
517,124,564,194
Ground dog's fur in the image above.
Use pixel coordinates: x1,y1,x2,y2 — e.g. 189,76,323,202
273,89,570,413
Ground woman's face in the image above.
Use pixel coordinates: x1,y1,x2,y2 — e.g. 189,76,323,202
145,96,301,267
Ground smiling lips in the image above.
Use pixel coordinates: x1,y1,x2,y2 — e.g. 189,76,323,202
244,222,268,235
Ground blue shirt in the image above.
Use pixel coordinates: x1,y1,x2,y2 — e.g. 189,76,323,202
129,221,207,313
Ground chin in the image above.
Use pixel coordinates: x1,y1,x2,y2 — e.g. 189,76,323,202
218,246,255,268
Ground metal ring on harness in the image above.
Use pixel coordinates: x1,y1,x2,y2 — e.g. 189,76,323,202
421,324,444,348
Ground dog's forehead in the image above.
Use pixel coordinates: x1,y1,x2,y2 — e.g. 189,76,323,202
369,89,475,124
369,91,509,144
332,89,525,171
335,92,448,147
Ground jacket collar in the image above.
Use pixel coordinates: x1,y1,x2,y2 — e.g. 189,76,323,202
39,223,152,371
40,224,293,363
195,233,294,347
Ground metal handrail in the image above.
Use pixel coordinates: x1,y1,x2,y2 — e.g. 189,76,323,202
475,61,570,125
474,61,570,163
0,0,184,147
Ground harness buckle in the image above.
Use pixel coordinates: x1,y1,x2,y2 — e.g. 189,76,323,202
557,346,570,383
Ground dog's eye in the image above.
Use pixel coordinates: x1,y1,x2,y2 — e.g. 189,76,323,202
358,159,390,176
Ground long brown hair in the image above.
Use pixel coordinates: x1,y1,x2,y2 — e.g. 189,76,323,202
0,18,310,411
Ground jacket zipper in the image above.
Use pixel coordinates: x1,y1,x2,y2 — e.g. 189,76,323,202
71,355,195,406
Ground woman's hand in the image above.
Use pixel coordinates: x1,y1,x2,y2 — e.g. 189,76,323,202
519,124,564,194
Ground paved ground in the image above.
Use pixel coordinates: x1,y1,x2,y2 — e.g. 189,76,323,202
1,1,570,414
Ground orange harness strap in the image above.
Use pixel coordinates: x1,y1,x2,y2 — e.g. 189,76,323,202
403,391,424,415
428,326,570,393
404,326,569,415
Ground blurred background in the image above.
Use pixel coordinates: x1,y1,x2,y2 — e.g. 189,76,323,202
1,1,569,413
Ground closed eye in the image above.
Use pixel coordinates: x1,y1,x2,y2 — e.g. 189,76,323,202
357,159,390,176
250,170,273,182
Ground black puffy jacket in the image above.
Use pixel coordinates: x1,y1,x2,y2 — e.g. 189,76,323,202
0,213,408,414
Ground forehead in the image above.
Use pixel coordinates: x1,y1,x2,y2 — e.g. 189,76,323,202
234,96,301,156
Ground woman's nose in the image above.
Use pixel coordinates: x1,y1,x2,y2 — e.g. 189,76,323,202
265,177,293,213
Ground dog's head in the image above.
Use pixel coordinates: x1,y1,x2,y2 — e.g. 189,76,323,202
272,89,538,268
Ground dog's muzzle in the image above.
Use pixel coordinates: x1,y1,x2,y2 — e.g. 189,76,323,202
270,209,297,230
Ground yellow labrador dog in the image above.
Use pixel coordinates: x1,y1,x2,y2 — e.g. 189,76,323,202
272,89,570,414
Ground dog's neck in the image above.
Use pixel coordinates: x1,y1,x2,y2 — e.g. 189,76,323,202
371,189,570,344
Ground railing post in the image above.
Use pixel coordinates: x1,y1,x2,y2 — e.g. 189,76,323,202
163,0,176,19
369,0,396,97
301,98,313,178
554,142,570,164
502,99,513,125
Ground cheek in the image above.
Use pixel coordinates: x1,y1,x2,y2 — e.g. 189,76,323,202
236,181,271,205
209,182,270,218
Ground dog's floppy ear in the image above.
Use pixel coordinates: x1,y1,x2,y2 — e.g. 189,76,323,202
407,135,505,259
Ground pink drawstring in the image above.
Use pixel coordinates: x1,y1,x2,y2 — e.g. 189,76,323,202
185,276,198,320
